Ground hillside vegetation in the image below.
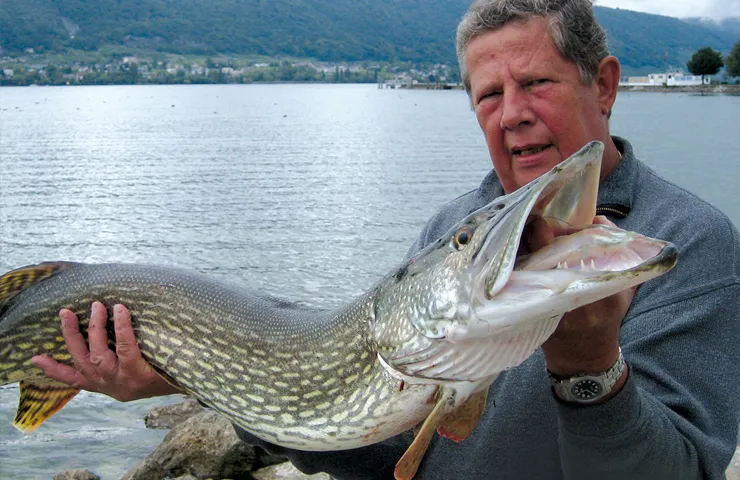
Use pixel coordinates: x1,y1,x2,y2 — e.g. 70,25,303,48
1,0,736,72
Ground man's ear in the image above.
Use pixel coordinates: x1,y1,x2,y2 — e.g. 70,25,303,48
595,56,620,116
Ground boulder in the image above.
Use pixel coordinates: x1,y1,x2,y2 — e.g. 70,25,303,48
727,445,740,480
120,457,166,480
252,462,332,480
144,396,205,429
53,470,100,480
122,410,256,480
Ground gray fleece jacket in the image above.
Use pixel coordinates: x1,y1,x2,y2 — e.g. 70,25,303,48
236,137,740,479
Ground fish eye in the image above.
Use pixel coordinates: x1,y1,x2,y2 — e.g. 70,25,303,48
453,226,474,250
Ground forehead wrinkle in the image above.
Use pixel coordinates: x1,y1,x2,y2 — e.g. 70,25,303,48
509,22,555,79
470,19,555,85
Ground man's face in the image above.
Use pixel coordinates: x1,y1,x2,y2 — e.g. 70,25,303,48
466,17,609,194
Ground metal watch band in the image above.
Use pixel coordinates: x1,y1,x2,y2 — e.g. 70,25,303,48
548,348,626,404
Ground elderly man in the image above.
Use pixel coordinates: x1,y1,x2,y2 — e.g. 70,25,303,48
34,0,739,478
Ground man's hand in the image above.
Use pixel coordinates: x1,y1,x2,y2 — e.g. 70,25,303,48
32,301,183,401
524,216,634,392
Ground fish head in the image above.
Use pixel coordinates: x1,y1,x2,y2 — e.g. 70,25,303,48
374,141,678,383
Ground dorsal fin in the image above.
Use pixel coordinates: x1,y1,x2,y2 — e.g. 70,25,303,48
0,262,73,307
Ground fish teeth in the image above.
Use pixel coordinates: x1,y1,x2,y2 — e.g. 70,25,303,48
591,260,596,270
580,259,586,270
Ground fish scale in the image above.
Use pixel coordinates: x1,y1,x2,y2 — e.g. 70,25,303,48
0,262,431,449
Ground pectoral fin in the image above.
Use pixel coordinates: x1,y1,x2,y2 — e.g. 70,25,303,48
13,378,80,432
394,388,454,480
437,388,488,442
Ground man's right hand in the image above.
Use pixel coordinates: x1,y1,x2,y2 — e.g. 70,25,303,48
32,301,183,401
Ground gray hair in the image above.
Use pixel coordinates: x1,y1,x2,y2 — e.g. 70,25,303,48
457,0,609,93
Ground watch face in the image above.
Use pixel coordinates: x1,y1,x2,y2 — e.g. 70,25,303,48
571,379,603,400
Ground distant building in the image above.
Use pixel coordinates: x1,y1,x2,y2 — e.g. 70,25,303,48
620,70,709,87
620,75,650,86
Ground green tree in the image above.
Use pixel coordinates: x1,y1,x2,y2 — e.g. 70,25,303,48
687,47,724,83
726,41,740,78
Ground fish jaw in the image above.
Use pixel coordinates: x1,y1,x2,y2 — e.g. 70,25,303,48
472,140,603,300
447,225,679,342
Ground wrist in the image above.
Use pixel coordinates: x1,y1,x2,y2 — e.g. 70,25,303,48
543,336,621,377
547,348,629,405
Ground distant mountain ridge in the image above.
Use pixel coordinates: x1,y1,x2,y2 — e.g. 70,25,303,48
1,0,737,74
682,17,740,38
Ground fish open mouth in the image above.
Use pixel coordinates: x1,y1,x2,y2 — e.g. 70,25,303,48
453,141,679,340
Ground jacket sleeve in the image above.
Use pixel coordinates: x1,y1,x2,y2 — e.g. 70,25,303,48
555,222,740,479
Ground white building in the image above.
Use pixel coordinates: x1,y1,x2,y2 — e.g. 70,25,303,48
620,70,710,87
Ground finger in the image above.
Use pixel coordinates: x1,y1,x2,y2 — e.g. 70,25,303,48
87,301,118,376
59,308,96,376
112,304,143,371
87,302,110,357
32,355,95,391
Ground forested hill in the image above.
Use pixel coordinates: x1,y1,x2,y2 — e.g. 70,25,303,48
1,0,737,72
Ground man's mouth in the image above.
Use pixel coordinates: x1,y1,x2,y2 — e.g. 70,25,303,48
513,144,552,157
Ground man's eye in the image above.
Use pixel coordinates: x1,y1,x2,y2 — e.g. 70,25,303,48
479,91,501,101
529,78,550,87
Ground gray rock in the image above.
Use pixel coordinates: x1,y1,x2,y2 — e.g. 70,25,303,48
123,410,256,480
144,396,205,429
53,470,100,480
120,458,166,480
727,445,740,480
252,462,331,480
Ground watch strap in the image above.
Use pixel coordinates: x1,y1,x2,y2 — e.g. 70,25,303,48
548,348,626,404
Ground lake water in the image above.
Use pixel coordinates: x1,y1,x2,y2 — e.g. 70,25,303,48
0,84,738,479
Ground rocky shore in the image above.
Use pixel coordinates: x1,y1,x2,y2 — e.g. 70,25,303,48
54,397,329,480
52,397,740,480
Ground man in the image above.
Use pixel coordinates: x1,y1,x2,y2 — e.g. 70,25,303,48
33,0,740,478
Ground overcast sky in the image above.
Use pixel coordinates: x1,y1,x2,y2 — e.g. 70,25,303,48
595,0,740,20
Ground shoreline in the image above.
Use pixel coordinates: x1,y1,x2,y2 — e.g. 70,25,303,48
391,83,740,93
618,84,740,94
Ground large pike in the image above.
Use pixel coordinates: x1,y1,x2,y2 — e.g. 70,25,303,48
0,141,677,479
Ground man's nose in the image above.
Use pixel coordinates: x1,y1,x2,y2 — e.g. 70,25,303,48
500,88,536,130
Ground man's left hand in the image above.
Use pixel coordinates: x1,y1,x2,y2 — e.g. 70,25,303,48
523,216,634,386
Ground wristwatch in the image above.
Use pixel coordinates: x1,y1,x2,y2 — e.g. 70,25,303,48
548,348,626,404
